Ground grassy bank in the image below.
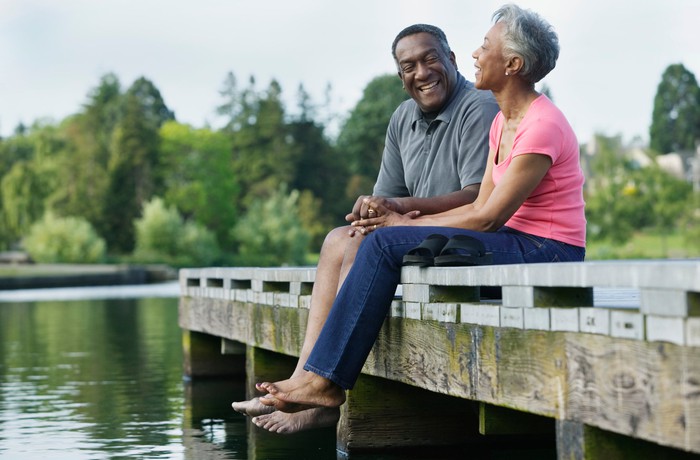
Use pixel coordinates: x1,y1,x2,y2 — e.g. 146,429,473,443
586,231,699,260
0,264,130,278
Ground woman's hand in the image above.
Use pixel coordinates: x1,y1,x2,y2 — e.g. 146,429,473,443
350,199,420,235
346,196,403,236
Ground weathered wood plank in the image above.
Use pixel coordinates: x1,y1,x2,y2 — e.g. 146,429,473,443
338,374,480,452
179,261,700,455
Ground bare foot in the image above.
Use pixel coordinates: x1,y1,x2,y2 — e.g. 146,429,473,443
231,397,276,417
255,373,346,413
251,407,340,434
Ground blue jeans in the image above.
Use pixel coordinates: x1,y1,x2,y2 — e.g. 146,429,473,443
304,226,584,389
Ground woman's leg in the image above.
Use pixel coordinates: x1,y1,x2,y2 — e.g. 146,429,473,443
258,226,585,410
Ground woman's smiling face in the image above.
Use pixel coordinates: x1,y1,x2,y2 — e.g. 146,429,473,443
472,22,507,90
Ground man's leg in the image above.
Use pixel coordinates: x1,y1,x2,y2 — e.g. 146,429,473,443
232,226,363,432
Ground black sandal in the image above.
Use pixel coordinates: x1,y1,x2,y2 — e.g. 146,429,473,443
402,234,449,267
433,235,493,266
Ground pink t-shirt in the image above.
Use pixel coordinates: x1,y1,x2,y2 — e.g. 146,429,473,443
489,95,586,247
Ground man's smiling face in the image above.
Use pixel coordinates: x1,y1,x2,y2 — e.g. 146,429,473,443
395,32,458,113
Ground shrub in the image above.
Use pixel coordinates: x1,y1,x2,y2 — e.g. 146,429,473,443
23,212,106,263
232,185,310,266
133,197,219,267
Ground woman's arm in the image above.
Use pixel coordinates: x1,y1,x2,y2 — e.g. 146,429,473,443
359,152,552,232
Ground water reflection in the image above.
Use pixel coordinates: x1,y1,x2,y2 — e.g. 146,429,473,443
0,292,249,459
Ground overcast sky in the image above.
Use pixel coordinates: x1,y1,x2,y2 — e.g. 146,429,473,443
1,0,698,145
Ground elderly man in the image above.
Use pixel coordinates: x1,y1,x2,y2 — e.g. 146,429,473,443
233,23,499,434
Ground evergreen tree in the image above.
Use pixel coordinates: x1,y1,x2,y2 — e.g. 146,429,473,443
650,63,700,153
49,74,124,229
101,90,162,253
230,79,297,207
82,73,124,166
288,84,348,227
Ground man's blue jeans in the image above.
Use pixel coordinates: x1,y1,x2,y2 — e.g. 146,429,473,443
304,226,585,389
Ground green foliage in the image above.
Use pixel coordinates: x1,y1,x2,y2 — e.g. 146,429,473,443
336,74,409,180
287,116,348,228
101,84,164,253
649,63,700,153
23,212,106,263
585,134,694,248
585,135,638,244
1,161,47,242
227,79,299,208
681,191,700,254
232,185,310,266
159,121,239,250
133,197,219,267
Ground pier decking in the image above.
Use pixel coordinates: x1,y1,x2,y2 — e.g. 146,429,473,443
178,260,700,458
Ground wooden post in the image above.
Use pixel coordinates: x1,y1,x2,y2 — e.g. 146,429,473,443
337,373,481,454
182,330,245,378
243,345,296,401
243,346,336,459
556,420,699,460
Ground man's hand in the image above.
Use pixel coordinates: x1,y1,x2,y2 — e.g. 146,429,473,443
350,198,421,235
345,196,402,236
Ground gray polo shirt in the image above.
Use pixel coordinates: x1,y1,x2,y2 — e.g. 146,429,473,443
373,73,499,198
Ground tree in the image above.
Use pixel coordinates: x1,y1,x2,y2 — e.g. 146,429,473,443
101,88,162,253
82,73,124,166
46,75,124,228
631,159,692,255
231,184,310,266
585,133,694,252
1,161,47,243
649,63,700,153
229,79,298,208
127,77,175,129
159,121,239,250
585,134,640,244
0,123,63,245
288,84,349,228
336,74,409,198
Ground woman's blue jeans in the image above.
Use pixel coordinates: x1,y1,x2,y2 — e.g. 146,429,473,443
304,226,585,389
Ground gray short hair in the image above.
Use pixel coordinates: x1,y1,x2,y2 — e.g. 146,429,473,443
493,4,559,83
391,24,451,62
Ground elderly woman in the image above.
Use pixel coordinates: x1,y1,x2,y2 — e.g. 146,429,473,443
257,3,586,413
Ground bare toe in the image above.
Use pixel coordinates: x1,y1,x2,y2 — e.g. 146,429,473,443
231,397,276,417
252,407,340,434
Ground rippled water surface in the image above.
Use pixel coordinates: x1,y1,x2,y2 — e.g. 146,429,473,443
0,284,260,459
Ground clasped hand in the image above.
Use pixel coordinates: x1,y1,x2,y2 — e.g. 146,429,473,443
345,196,420,236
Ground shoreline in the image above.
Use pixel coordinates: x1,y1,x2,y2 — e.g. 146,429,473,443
0,263,177,290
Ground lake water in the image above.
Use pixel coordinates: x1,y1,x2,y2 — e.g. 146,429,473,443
0,283,555,460
0,283,338,459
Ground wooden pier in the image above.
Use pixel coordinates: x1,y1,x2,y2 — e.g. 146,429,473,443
178,260,700,459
